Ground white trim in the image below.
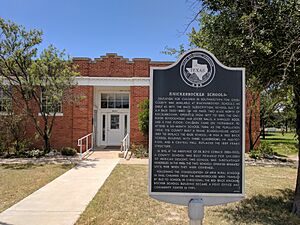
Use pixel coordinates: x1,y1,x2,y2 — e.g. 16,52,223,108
0,112,11,116
149,67,154,196
94,90,131,147
38,112,64,117
75,76,150,86
98,112,129,146
242,67,246,197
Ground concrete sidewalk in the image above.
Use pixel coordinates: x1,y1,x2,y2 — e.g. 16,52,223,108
0,158,119,225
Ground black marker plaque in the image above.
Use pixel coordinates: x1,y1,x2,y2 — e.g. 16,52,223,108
150,49,244,199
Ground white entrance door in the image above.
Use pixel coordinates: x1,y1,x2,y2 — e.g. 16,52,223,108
108,114,122,145
99,113,129,146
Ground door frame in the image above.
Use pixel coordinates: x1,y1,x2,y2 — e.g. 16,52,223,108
95,91,130,147
98,111,130,146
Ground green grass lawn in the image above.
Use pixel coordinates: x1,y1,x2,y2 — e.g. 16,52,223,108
261,132,298,157
0,163,73,212
76,164,300,225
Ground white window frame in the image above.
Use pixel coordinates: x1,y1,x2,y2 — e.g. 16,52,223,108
40,88,63,116
100,92,129,109
0,86,12,115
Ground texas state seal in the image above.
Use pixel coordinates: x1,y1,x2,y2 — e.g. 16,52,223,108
180,52,215,88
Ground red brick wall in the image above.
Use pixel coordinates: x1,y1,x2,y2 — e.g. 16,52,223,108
71,86,93,149
245,91,261,151
18,53,259,152
130,86,149,146
73,55,157,149
20,86,93,150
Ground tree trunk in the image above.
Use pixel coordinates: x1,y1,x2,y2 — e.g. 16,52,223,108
249,108,254,150
43,134,51,154
262,120,266,139
292,86,300,216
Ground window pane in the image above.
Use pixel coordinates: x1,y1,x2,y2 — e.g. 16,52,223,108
0,87,12,112
122,93,129,108
115,102,122,108
110,115,119,129
115,94,122,108
101,94,108,108
102,115,106,141
101,101,107,108
108,93,115,108
100,93,129,109
116,94,122,101
124,115,128,136
0,98,11,112
122,93,129,101
122,100,129,108
41,88,63,114
101,93,108,101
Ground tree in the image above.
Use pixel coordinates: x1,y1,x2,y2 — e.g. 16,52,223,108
166,0,300,212
277,89,296,133
260,86,288,138
138,99,149,136
186,0,300,215
0,112,28,155
0,18,79,153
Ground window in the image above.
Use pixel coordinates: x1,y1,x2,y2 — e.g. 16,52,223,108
124,114,128,136
41,88,63,114
102,114,106,141
101,93,129,109
110,115,120,129
0,87,12,113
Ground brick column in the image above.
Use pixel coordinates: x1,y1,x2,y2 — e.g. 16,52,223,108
130,86,149,146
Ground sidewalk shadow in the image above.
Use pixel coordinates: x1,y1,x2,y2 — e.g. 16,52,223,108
0,222,14,225
220,189,300,225
1,163,73,170
74,161,98,169
0,163,42,170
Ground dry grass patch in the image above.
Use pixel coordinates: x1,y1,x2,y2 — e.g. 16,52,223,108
0,163,73,212
76,165,300,225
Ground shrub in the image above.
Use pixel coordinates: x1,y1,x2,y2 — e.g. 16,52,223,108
26,149,44,158
61,147,77,156
249,149,262,159
138,99,149,136
249,142,275,159
0,132,9,156
0,113,29,157
15,149,44,158
131,144,149,158
45,149,59,157
258,142,275,157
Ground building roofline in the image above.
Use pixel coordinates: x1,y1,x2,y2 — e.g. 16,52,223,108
150,61,174,64
72,53,174,64
72,57,91,61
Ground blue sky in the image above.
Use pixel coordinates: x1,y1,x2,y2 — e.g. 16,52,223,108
0,0,200,61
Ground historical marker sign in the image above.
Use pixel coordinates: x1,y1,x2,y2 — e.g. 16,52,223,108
149,49,245,206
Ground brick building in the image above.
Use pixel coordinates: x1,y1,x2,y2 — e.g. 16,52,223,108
1,53,260,152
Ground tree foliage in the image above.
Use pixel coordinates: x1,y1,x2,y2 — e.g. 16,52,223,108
0,113,28,156
0,18,79,153
138,99,149,136
188,0,300,215
260,87,296,134
260,86,295,137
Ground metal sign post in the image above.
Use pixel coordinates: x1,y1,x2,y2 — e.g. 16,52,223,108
188,199,204,225
149,49,245,223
